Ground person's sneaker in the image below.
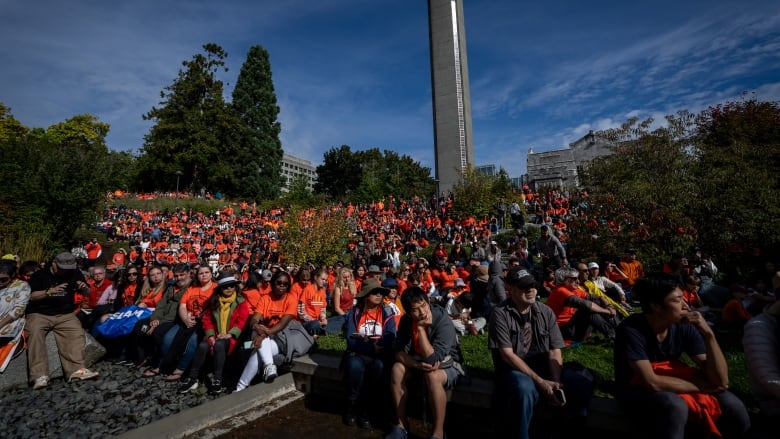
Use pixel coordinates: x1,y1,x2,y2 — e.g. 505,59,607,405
178,377,198,394
33,375,49,390
69,368,99,382
208,375,223,395
262,364,277,383
343,401,357,427
385,424,408,439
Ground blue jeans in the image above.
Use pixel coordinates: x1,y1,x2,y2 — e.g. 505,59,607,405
497,367,592,439
343,352,385,402
161,325,198,372
325,315,346,335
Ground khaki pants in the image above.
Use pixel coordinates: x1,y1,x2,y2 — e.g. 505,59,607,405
26,313,85,381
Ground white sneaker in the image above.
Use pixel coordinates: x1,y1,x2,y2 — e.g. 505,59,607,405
69,368,99,382
262,364,277,383
33,375,50,390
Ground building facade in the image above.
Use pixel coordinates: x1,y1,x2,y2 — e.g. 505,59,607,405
525,131,613,190
428,0,475,195
280,153,316,193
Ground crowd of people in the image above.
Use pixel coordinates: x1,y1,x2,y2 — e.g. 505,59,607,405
1,189,778,439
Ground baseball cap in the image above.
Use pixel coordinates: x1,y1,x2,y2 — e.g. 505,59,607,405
357,277,390,298
54,252,77,270
505,266,536,289
587,262,600,270
261,269,273,281
625,248,636,254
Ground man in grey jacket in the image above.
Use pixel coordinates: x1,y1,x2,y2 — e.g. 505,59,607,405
385,287,463,439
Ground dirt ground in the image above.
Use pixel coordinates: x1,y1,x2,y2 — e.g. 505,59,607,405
215,392,500,439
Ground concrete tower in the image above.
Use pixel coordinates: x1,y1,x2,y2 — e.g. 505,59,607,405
428,0,474,195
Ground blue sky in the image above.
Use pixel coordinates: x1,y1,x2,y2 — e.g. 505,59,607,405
1,0,778,178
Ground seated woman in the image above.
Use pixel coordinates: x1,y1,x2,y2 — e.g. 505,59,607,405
0,260,30,372
342,277,397,428
235,270,308,391
179,275,248,395
327,267,357,335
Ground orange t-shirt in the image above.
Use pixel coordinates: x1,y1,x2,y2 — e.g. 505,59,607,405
547,284,586,327
299,284,327,320
181,283,216,316
255,292,298,328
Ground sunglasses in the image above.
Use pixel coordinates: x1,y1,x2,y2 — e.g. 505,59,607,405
0,276,11,283
275,281,290,287
127,272,139,276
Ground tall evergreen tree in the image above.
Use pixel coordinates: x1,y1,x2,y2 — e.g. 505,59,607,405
231,45,284,201
136,43,236,194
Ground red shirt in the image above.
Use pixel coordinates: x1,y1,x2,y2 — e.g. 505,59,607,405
547,284,586,327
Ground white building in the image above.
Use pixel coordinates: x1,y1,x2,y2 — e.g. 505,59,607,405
280,153,316,193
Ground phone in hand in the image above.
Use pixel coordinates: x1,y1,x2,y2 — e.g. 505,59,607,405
553,388,566,405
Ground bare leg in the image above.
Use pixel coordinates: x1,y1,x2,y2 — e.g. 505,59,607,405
389,361,411,429
426,369,449,439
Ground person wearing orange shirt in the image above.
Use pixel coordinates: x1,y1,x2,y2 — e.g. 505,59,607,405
298,268,329,336
84,238,102,268
235,270,299,390
546,267,616,343
437,264,460,297
618,248,645,300
112,248,127,269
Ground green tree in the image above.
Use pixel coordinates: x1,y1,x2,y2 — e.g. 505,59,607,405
314,145,362,198
231,45,284,201
104,150,138,192
450,166,503,221
282,174,319,208
691,97,780,260
574,114,698,266
0,106,111,256
314,145,434,200
136,43,237,195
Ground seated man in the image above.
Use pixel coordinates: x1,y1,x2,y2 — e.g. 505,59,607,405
385,287,464,439
614,272,751,438
489,267,593,438
743,300,780,418
26,253,99,389
547,267,616,342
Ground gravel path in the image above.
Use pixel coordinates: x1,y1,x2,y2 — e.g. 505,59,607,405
2,361,226,439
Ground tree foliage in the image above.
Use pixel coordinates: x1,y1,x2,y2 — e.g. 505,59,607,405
136,43,238,195
278,206,352,266
449,166,520,222
0,105,111,257
314,145,434,201
572,96,780,271
230,45,284,201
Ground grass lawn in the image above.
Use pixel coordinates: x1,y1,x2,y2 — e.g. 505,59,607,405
315,326,756,410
